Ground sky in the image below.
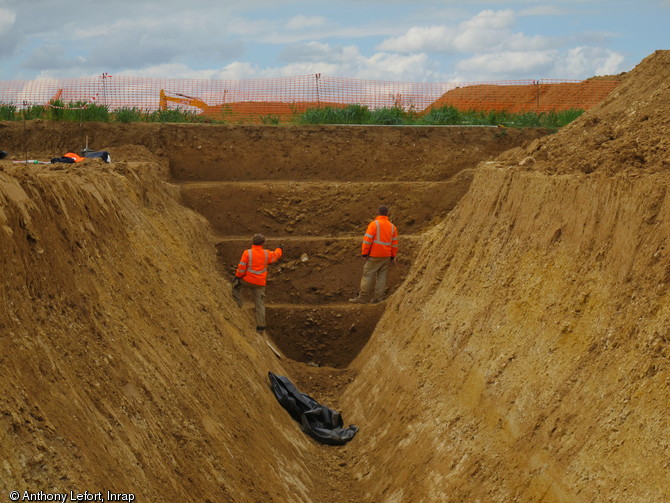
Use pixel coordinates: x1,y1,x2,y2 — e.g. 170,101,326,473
0,0,667,83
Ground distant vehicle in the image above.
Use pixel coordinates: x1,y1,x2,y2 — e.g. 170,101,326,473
159,89,210,113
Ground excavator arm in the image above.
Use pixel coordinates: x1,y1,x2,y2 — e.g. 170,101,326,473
159,89,210,111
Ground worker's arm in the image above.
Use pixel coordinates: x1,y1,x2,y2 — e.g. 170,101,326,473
267,247,283,263
235,250,249,278
391,225,399,258
361,221,375,256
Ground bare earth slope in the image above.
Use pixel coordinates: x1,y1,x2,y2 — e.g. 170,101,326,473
0,155,317,502
342,50,670,502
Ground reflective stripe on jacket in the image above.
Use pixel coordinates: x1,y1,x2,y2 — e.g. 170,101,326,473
235,245,283,286
361,215,398,258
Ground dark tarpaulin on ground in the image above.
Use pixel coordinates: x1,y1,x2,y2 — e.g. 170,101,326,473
268,372,358,445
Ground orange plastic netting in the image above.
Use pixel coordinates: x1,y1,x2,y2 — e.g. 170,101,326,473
0,74,620,122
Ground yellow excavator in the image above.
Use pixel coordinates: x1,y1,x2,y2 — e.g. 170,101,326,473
159,89,210,112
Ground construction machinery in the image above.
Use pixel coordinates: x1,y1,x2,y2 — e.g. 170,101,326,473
159,89,210,112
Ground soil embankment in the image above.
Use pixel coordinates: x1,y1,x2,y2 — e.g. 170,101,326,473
343,50,670,502
0,152,316,501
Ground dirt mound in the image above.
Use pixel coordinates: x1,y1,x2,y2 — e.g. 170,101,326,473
203,101,344,123
428,77,621,113
342,51,670,502
498,50,670,174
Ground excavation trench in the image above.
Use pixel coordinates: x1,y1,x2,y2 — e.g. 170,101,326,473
170,125,550,416
0,120,553,502
170,127,551,431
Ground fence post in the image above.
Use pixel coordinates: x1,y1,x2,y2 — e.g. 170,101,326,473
315,73,321,107
101,72,110,107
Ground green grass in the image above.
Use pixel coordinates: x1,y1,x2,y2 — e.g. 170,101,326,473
114,107,145,123
0,100,584,128
0,104,17,120
294,103,583,128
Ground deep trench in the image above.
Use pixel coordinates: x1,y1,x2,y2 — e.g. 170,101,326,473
167,124,551,501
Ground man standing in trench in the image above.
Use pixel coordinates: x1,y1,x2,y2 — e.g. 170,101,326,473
232,234,283,334
349,205,398,304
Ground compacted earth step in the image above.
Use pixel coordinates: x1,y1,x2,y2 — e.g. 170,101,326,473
264,303,385,368
178,177,473,236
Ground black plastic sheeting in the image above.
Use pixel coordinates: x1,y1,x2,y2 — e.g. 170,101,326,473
268,372,358,445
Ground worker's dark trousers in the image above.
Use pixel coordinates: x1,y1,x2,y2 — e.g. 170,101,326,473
232,279,266,329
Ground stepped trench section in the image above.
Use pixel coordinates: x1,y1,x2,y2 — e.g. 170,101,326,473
166,124,550,367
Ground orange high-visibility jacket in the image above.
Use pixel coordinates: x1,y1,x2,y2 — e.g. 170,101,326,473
361,215,398,258
64,152,85,162
235,245,283,286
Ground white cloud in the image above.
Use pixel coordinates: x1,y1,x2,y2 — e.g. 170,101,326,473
365,52,437,79
377,26,456,53
377,9,520,54
0,6,19,59
285,15,328,30
456,51,557,79
124,44,442,83
453,10,515,52
455,46,625,80
0,0,648,84
279,41,361,64
277,40,442,80
0,7,16,33
561,46,625,76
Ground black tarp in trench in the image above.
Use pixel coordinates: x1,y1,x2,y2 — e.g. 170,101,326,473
268,372,358,445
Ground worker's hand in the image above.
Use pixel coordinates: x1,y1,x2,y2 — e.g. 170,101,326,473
362,254,369,259
278,244,284,252
390,256,396,265
233,277,241,287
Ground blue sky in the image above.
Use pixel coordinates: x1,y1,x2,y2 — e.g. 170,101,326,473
0,0,667,83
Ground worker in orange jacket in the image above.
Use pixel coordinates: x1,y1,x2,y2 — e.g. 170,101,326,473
349,205,398,304
232,234,283,334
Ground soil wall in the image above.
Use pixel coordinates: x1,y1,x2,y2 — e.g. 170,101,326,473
342,50,670,503
0,158,317,502
343,166,670,502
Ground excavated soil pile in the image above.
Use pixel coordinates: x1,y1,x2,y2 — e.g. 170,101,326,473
343,50,670,502
429,76,622,113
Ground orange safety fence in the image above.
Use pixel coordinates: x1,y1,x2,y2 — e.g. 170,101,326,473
0,73,621,123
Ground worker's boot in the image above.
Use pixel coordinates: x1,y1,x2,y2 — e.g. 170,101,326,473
256,326,265,334
348,295,366,304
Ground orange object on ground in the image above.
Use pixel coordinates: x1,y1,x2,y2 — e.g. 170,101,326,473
63,152,85,162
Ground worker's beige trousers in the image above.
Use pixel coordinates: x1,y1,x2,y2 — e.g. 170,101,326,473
232,279,266,329
358,256,391,301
